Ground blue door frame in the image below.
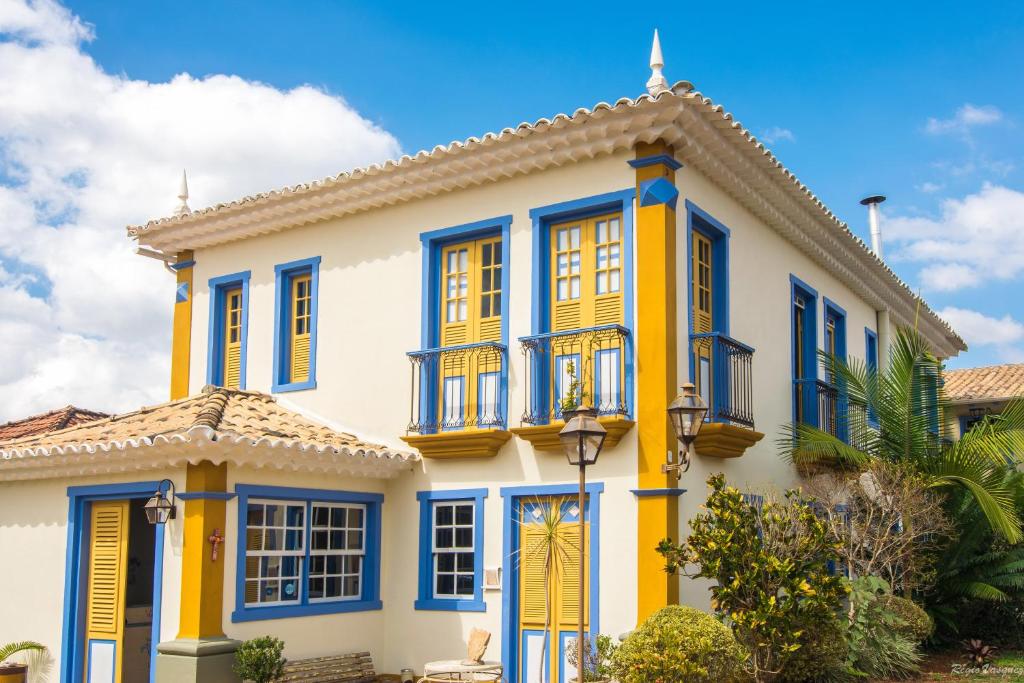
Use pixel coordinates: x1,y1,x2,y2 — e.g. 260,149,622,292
60,481,167,683
500,482,603,683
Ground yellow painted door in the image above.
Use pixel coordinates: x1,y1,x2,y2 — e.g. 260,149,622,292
549,213,624,415
518,501,590,683
223,287,243,388
84,500,130,683
692,231,714,407
439,237,502,428
290,274,312,383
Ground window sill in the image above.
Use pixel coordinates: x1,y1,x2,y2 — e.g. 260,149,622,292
401,429,512,459
511,416,634,452
231,598,382,622
694,422,764,459
414,597,486,612
272,379,317,393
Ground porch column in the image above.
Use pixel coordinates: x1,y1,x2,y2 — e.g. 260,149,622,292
631,141,682,622
171,250,194,401
155,461,239,683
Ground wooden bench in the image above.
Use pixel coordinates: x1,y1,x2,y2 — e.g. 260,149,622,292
279,652,378,682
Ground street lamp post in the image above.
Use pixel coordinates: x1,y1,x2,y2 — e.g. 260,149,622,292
559,405,607,682
664,383,708,479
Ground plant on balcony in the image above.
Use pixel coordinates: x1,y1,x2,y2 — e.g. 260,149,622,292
657,474,846,682
559,360,589,415
779,325,1024,544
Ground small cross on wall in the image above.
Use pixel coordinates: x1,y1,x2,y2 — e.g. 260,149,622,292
208,528,224,562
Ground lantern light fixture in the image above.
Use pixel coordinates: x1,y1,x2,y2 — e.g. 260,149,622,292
664,383,708,478
559,405,608,466
144,479,177,525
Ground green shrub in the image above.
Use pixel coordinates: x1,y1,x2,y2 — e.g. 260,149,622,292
658,475,847,680
881,595,933,643
846,577,921,679
566,634,617,682
232,636,286,683
778,612,849,683
611,605,746,683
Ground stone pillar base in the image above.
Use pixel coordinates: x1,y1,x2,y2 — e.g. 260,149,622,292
156,637,241,683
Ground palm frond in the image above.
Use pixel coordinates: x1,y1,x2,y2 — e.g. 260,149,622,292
0,641,45,663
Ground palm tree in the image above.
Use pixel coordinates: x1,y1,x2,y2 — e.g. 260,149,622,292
0,641,45,665
779,326,1024,543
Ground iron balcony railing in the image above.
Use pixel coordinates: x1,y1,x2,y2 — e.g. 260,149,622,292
794,378,873,447
519,324,632,425
690,332,755,428
407,341,507,434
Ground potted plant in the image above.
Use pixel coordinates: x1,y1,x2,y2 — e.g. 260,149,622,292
232,636,286,683
566,634,616,683
0,642,45,683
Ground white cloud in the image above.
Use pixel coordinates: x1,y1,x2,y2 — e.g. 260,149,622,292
883,184,1024,293
917,181,944,194
938,307,1024,362
761,126,795,144
925,104,1003,137
0,0,401,421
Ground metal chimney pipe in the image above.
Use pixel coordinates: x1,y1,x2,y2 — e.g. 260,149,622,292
860,195,887,259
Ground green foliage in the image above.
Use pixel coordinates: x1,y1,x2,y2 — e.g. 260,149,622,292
845,577,921,679
566,634,617,681
961,638,998,666
880,596,933,643
778,326,1024,543
0,641,45,665
232,636,286,683
657,474,847,681
611,605,746,683
777,611,850,683
559,360,588,413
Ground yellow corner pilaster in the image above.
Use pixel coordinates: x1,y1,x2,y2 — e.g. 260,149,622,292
177,461,228,640
633,141,680,622
170,250,194,401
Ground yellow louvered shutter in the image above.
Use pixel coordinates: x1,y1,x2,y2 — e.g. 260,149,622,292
475,236,502,343
692,232,714,404
441,244,472,346
519,523,549,626
555,522,589,628
85,500,129,683
592,215,623,326
223,287,242,388
550,222,584,332
290,274,312,383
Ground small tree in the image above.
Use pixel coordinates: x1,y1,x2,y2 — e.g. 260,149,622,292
233,636,286,683
658,474,847,682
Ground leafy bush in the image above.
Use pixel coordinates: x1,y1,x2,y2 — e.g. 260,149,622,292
233,636,286,683
778,612,849,683
846,577,921,679
611,605,745,683
658,474,847,681
945,599,1024,648
881,595,933,643
566,634,616,682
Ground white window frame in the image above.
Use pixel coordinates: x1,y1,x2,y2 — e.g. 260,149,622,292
431,500,476,599
243,498,306,607
308,502,367,604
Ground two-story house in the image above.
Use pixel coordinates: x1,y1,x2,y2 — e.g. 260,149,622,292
0,36,964,683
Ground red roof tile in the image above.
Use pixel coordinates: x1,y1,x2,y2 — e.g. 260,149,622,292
0,406,109,442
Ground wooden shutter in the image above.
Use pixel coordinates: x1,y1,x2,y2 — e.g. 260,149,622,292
223,287,242,388
85,500,129,683
519,523,549,625
550,222,584,332
476,237,502,343
555,523,589,627
290,274,312,383
440,244,472,346
692,231,713,334
592,214,623,326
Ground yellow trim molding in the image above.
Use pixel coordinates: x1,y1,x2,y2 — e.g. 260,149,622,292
170,250,194,401
178,461,228,639
510,417,635,452
695,422,765,458
401,429,512,459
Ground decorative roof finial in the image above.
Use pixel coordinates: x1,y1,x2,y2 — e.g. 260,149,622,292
175,170,191,216
646,29,669,96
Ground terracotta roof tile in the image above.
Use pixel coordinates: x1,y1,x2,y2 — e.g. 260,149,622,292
944,364,1024,402
0,406,108,442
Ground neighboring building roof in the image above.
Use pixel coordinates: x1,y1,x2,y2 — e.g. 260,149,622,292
127,82,965,357
944,364,1024,404
0,386,416,481
0,405,108,442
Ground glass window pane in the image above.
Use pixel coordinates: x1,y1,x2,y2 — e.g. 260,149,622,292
325,576,341,598
610,270,620,293
458,250,468,271
330,530,345,549
570,227,580,248
493,242,501,262
610,218,620,241
481,269,491,292
313,507,329,527
557,279,568,301
436,528,454,549
457,575,474,595
493,292,501,314
570,252,580,274
455,527,473,548
482,243,492,266
437,553,456,572
261,580,279,603
570,276,580,299
457,300,467,321
436,574,455,596
447,301,456,323
312,530,328,550
348,530,363,549
349,508,363,528
455,505,473,525
457,552,475,572
596,220,606,243
287,505,304,527
264,504,283,526
247,504,264,526
447,251,457,272
308,577,324,599
597,246,608,269
343,576,360,597
435,503,453,526
557,229,567,251
282,579,299,601
610,244,620,267
557,254,568,276
330,507,347,527
264,529,281,551
597,272,607,295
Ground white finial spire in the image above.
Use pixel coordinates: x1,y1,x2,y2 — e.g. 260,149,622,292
175,170,190,216
646,29,669,96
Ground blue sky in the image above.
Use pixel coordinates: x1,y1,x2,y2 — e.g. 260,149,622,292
0,0,1021,417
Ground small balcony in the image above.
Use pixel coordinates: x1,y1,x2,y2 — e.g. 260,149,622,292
690,332,764,458
401,341,512,459
511,325,635,451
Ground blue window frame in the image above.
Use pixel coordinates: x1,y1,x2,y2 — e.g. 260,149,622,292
823,299,848,441
232,485,382,622
207,271,251,389
865,328,879,427
272,256,320,392
790,275,819,425
415,488,487,612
